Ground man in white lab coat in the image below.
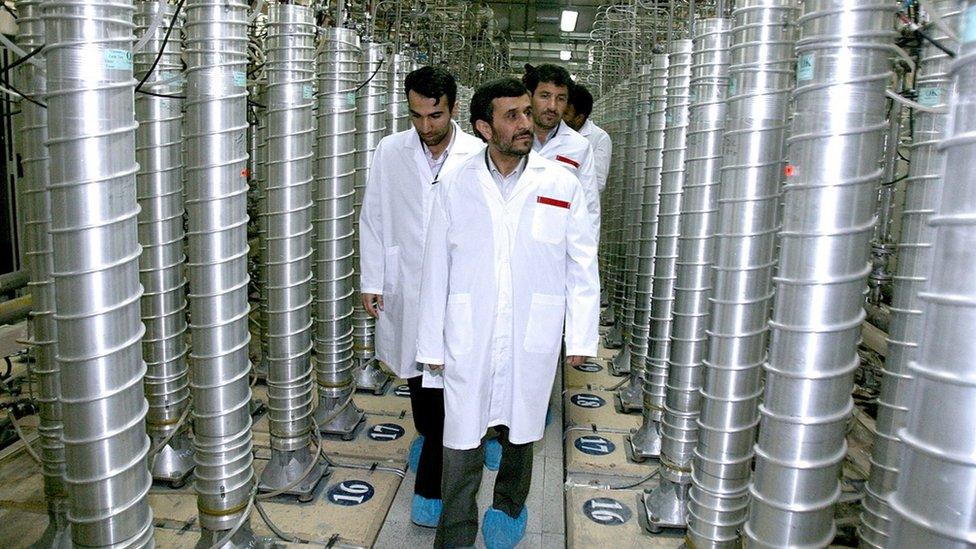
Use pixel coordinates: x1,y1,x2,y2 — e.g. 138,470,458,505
416,78,600,548
522,63,601,238
564,83,612,194
358,66,483,527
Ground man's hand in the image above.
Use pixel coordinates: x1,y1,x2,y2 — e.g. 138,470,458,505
424,363,444,373
565,355,589,367
362,293,384,318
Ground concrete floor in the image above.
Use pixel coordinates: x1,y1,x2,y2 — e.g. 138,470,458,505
375,378,566,548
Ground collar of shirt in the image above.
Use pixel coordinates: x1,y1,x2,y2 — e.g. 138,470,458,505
422,123,457,175
485,149,527,200
531,122,560,151
578,119,594,137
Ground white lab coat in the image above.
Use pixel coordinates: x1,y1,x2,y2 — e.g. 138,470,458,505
534,120,601,238
358,121,484,379
578,119,612,194
415,150,600,450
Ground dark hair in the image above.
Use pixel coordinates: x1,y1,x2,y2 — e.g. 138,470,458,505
522,63,573,94
568,83,594,117
469,78,529,142
404,65,457,110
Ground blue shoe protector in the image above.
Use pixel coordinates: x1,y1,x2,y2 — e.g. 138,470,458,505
410,494,442,528
409,435,424,472
484,438,502,471
481,506,528,549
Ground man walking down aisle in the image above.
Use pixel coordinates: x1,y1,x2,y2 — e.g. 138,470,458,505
358,66,483,528
416,78,600,548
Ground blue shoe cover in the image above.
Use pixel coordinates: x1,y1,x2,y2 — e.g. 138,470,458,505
408,435,424,472
410,494,442,528
545,408,553,426
481,506,528,549
484,438,502,471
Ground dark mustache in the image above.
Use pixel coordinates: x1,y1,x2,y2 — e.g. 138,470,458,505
513,131,532,139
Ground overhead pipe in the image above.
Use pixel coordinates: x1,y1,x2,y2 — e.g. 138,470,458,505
43,0,155,544
686,2,798,546
257,2,329,500
628,38,694,462
183,0,258,544
642,17,730,532
859,1,961,545
743,1,897,546
889,3,976,545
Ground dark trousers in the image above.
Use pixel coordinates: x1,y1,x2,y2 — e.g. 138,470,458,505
433,427,534,548
407,375,444,500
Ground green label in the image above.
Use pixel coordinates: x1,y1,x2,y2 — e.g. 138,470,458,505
965,5,976,44
917,86,943,107
103,48,132,70
797,52,814,82
232,70,246,87
728,77,737,97
346,92,357,106
303,84,314,99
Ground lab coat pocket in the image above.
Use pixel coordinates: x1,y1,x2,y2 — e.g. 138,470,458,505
445,293,473,356
523,293,565,354
530,203,569,245
383,246,400,293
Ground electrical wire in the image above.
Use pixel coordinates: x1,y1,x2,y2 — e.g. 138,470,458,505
0,81,45,108
2,44,44,76
6,410,41,463
135,0,187,93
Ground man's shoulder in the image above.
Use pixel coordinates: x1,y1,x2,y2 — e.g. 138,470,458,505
454,128,485,152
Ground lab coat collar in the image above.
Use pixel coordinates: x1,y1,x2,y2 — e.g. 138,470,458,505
474,150,548,206
578,119,594,137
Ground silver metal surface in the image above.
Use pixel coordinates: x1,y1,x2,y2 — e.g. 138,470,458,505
313,27,366,437
611,78,637,376
257,3,328,498
134,0,194,486
43,0,155,545
859,1,961,545
18,0,70,543
889,5,976,545
629,39,693,461
352,42,391,394
687,2,797,547
743,1,896,546
183,0,257,538
386,52,411,133
619,58,669,413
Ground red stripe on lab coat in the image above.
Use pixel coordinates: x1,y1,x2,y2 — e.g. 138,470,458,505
555,155,580,169
537,196,571,209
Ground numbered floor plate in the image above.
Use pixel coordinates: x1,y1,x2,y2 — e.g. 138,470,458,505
319,414,416,464
564,360,627,391
564,389,644,431
564,428,658,484
566,485,683,548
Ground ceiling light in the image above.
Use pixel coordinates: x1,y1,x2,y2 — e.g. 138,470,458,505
560,50,572,61
560,9,578,32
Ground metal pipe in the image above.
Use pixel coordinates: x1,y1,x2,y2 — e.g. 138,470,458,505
352,42,391,394
257,2,328,499
858,2,961,545
183,0,257,543
43,0,155,544
619,58,668,412
386,52,411,134
134,0,194,487
889,2,976,544
610,78,638,375
16,0,69,541
313,27,366,436
628,38,693,462
642,17,730,531
743,1,897,546
686,2,797,546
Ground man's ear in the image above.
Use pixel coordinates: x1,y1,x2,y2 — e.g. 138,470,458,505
474,119,492,142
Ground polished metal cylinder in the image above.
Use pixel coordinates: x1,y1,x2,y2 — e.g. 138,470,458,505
352,42,390,391
183,0,256,535
631,39,694,459
620,58,668,409
134,0,194,484
611,78,639,374
687,2,797,546
313,27,365,433
660,18,730,485
743,1,896,547
43,0,155,545
262,2,316,454
386,52,411,133
18,0,70,539
859,2,961,546
889,5,976,545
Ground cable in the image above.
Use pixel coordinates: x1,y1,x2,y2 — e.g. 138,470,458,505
606,467,659,490
0,81,46,108
255,500,308,543
135,0,187,93
352,58,385,94
6,410,41,463
137,89,185,100
2,44,44,76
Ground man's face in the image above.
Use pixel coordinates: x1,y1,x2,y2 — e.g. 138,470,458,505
562,104,586,132
476,94,533,157
408,90,455,147
530,81,569,131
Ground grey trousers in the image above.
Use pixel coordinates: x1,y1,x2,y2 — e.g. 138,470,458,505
433,427,534,548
